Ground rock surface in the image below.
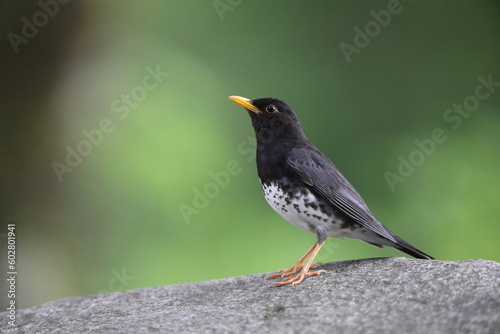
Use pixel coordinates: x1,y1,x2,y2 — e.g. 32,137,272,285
1,258,499,334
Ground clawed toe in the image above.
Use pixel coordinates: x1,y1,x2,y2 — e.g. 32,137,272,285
269,242,326,286
273,269,326,286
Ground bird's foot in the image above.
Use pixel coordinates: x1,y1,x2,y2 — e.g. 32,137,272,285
268,262,322,279
273,268,326,286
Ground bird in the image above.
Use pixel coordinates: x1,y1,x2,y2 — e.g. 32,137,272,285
228,95,434,286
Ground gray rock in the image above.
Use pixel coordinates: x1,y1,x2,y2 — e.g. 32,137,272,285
1,258,499,334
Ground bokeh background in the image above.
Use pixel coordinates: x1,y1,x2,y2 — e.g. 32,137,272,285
1,1,499,309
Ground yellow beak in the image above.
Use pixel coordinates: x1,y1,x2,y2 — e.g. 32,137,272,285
228,95,261,114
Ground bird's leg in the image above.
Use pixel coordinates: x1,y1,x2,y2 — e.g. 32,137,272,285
268,242,321,278
273,241,326,286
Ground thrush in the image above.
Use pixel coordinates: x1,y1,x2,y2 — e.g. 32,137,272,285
229,95,434,286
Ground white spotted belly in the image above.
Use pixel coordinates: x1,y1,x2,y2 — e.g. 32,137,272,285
260,180,399,246
260,181,345,236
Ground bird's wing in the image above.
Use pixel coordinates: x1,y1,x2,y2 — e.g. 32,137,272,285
286,147,397,243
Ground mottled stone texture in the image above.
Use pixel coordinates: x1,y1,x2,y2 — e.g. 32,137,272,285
1,258,499,334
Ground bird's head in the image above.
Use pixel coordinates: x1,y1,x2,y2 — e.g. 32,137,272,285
229,96,307,146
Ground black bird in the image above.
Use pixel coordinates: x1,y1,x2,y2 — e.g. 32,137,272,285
229,95,434,286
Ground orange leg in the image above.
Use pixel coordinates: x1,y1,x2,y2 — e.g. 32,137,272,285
268,243,320,279
271,241,326,286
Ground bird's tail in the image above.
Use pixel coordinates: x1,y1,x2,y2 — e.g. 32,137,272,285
392,235,434,259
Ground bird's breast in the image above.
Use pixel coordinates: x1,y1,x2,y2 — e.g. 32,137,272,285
260,178,352,236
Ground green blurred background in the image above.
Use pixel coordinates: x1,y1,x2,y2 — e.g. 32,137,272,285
1,1,499,309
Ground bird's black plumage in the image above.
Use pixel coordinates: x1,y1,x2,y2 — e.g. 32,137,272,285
229,96,433,267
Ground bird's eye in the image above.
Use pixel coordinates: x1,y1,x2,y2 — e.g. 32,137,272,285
265,105,278,114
